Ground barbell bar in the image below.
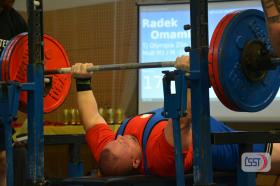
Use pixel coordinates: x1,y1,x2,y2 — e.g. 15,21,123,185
44,61,177,75
44,55,280,77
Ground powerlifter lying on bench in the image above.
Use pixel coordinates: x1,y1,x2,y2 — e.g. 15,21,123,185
71,57,280,177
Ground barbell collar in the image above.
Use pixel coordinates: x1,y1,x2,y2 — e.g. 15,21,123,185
44,61,176,75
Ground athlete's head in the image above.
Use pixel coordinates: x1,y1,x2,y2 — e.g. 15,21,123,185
99,135,142,176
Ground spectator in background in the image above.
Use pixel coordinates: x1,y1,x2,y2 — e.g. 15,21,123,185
261,0,280,56
0,0,27,185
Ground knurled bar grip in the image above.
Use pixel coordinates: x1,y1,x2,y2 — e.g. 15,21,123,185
44,61,176,75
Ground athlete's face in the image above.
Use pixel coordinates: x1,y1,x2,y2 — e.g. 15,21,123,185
102,135,142,174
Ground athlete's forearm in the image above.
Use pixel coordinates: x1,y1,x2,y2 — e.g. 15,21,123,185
164,119,192,150
261,0,280,56
77,90,106,131
72,63,106,131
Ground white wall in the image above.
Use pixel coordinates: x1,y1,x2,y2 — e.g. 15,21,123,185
14,0,115,11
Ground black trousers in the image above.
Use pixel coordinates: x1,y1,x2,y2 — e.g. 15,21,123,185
13,145,27,186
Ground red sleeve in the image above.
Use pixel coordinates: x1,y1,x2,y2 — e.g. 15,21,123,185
85,124,115,162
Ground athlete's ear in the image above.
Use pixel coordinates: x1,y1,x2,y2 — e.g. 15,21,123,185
132,159,141,169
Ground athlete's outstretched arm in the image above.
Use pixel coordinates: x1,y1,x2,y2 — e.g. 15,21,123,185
72,63,106,131
164,56,192,150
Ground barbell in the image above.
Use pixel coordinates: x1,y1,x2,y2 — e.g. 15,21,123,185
44,61,176,75
0,9,279,113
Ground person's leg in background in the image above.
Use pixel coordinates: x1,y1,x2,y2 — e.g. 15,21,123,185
271,143,280,174
13,141,27,186
0,151,6,186
0,123,28,186
273,175,280,186
0,144,28,186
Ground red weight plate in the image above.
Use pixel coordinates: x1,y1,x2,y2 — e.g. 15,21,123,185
3,34,26,81
209,12,237,110
6,34,28,82
1,35,19,80
213,12,242,111
7,34,27,81
209,11,239,111
43,35,71,113
7,34,71,113
2,39,18,80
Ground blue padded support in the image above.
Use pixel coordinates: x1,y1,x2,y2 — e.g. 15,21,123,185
142,108,167,174
116,117,132,138
210,117,265,170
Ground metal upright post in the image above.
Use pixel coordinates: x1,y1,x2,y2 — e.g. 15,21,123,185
237,145,256,186
190,0,214,185
2,115,13,186
26,0,45,185
0,83,20,186
163,70,187,186
171,118,186,186
0,84,14,186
